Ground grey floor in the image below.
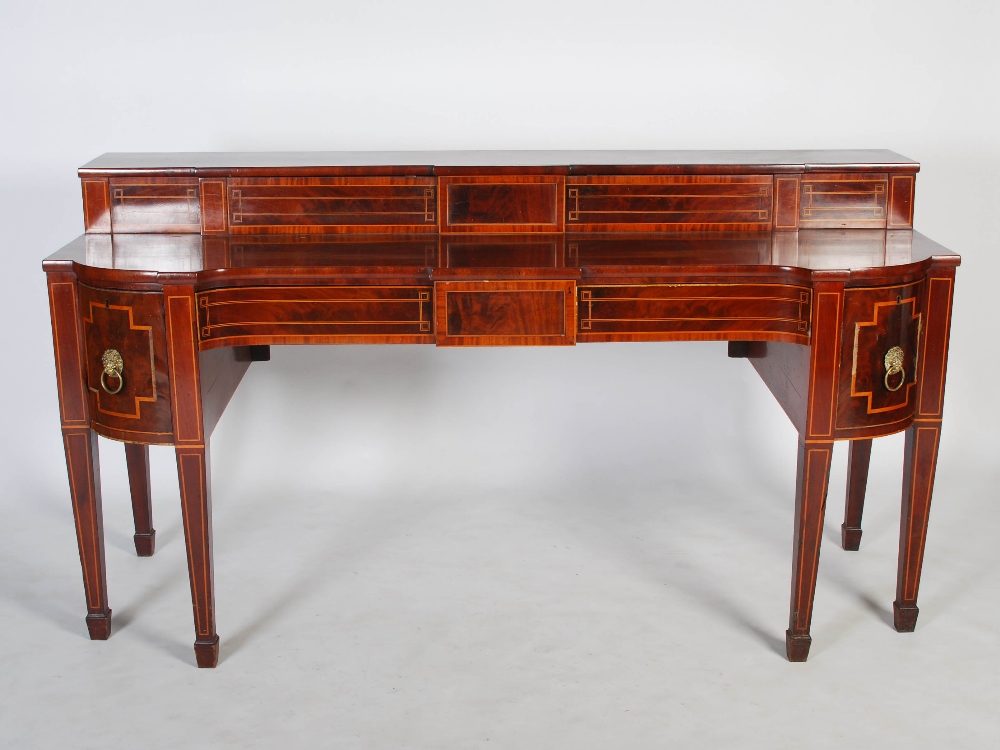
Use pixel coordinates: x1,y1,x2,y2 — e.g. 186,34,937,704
1,339,998,748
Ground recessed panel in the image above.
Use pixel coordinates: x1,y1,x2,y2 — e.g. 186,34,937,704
566,175,773,232
435,280,576,345
799,173,888,228
441,176,565,233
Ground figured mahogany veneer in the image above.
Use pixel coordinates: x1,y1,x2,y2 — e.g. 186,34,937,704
198,286,434,347
78,284,173,443
578,283,810,343
435,280,576,346
47,151,959,669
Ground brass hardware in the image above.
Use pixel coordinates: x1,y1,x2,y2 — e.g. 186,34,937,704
100,349,124,394
884,346,905,392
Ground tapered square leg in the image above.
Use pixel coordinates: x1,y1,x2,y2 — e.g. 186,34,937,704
125,443,156,556
841,439,872,551
176,444,218,667
786,439,833,662
63,428,112,639
894,423,941,633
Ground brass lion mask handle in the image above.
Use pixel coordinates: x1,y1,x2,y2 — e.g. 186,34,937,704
100,349,124,394
884,346,905,392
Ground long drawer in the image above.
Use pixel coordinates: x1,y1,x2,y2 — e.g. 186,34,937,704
197,286,434,347
566,175,773,231
227,177,438,234
578,283,811,343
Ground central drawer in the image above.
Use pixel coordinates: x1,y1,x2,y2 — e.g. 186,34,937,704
434,280,577,346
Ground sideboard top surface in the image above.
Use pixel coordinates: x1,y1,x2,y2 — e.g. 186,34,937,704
44,230,958,278
80,150,919,176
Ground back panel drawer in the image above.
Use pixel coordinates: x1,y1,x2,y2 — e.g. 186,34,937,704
566,175,773,231
198,286,433,347
110,177,201,233
227,177,437,234
440,176,565,233
578,283,811,342
799,173,888,228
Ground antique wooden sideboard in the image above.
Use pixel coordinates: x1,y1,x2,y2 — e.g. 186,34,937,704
43,151,959,667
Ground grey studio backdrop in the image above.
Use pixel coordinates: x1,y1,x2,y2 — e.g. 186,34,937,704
1,1,997,748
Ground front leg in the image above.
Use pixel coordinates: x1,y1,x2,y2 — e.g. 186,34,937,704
63,428,112,639
786,438,834,661
176,444,218,667
164,287,218,667
893,422,941,632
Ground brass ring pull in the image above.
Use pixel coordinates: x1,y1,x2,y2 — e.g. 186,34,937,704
100,349,124,394
884,346,905,392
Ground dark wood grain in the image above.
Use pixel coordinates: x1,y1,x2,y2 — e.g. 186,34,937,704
841,438,872,551
228,177,437,234
200,179,228,234
78,284,174,444
82,179,111,233
125,443,156,556
46,151,963,667
773,175,801,229
888,174,916,228
176,444,218,667
786,438,834,662
578,283,810,343
435,280,576,345
566,175,772,232
441,176,564,233
79,149,920,175
799,173,888,229
197,285,434,348
836,282,923,436
109,176,201,233
199,346,252,438
894,423,940,632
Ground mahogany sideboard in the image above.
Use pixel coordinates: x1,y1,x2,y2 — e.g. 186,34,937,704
43,151,959,667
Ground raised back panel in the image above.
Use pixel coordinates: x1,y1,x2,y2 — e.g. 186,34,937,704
799,173,888,229
440,176,565,233
109,177,201,233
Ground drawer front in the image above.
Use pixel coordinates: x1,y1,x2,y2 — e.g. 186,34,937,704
440,176,565,233
836,281,923,433
78,285,174,442
198,286,434,347
110,177,201,233
435,280,576,346
799,172,888,228
566,175,773,231
228,177,438,234
578,284,811,343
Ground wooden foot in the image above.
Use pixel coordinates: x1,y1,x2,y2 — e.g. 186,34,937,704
125,443,156,557
893,602,919,632
894,422,941,633
194,636,220,668
785,632,812,662
86,611,112,640
176,444,218,668
786,439,833,662
63,429,113,640
841,439,872,551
